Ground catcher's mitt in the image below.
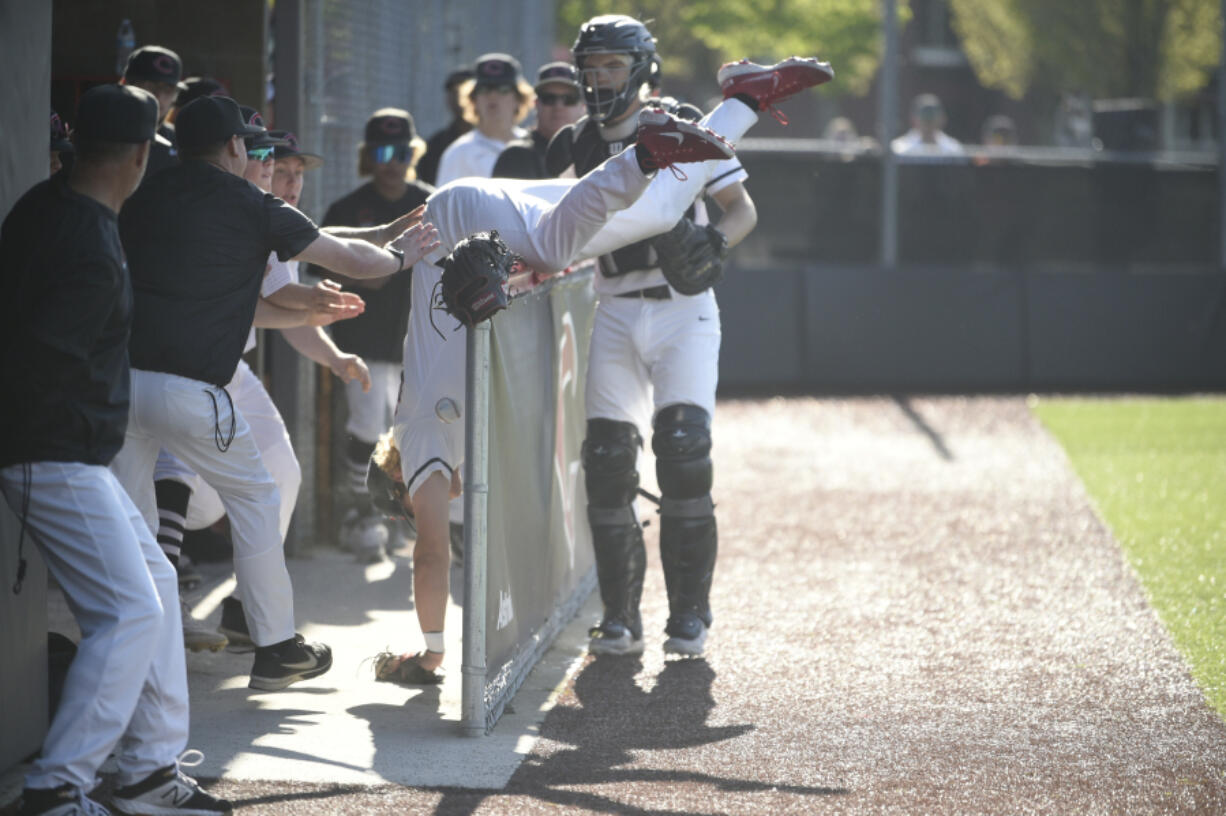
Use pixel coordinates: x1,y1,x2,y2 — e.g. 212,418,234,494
652,218,729,296
437,230,514,328
371,650,443,685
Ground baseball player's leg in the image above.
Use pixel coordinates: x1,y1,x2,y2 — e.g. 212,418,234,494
574,101,760,262
136,370,292,648
583,301,654,655
1,463,166,793
107,477,191,787
230,360,302,542
340,360,399,559
151,449,196,567
647,293,722,656
406,471,452,672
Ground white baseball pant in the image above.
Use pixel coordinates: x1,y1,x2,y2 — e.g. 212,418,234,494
0,463,188,791
111,369,296,647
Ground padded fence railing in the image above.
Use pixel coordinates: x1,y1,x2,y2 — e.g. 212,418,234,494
460,266,598,735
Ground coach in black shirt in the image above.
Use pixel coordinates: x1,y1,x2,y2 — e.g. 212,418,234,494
114,94,438,692
0,83,234,816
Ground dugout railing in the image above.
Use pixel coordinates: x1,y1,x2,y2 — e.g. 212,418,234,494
460,264,598,735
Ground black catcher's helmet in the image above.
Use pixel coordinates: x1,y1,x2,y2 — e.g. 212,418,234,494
572,14,661,125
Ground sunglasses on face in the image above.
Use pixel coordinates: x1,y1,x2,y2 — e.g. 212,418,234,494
246,146,276,161
371,143,411,164
538,91,580,107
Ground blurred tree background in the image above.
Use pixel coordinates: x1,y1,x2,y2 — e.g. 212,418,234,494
555,0,909,95
948,0,1220,102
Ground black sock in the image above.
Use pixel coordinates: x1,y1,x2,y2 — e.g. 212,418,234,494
634,143,656,174
733,93,761,112
154,479,192,567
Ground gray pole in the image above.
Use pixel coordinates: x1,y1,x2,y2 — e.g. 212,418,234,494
1220,0,1226,271
879,0,900,268
461,321,492,737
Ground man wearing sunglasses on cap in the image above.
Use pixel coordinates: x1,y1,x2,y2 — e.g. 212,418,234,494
314,108,434,562
493,62,586,180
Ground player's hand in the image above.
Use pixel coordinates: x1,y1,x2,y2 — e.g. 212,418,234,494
306,285,365,326
331,353,371,392
376,205,427,246
311,279,365,312
386,220,441,271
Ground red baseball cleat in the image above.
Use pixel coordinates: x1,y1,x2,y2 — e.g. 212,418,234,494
718,57,835,124
636,110,735,179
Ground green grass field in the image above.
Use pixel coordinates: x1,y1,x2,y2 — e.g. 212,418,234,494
1033,396,1226,718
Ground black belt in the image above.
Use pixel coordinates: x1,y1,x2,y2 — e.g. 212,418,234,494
615,284,671,300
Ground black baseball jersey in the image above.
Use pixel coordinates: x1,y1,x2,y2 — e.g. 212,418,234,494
491,131,550,180
317,180,433,361
120,160,320,386
0,177,132,467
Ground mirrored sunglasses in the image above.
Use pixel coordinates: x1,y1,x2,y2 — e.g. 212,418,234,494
246,145,276,161
371,143,411,164
538,91,580,107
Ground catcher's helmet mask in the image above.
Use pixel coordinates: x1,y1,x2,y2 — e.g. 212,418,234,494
430,230,517,338
573,14,661,125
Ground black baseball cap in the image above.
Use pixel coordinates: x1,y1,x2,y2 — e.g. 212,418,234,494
534,62,579,93
50,109,74,152
445,68,475,90
238,106,289,148
364,108,417,145
268,130,324,170
175,95,265,153
176,76,226,108
473,53,522,88
73,84,159,143
124,45,188,90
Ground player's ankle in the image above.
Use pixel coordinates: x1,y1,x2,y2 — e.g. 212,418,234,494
733,93,761,112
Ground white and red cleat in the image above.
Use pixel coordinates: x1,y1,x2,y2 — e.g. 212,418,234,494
636,110,735,178
718,57,835,124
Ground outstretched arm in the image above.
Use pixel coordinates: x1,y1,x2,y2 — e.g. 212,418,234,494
294,220,439,280
280,326,372,392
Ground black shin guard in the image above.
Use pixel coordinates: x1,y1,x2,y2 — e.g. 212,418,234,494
654,405,718,628
583,418,646,638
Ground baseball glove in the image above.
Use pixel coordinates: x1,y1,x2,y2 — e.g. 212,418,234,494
437,230,514,328
371,650,443,685
652,218,729,296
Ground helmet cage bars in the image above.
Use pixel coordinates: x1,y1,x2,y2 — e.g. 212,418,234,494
572,15,661,125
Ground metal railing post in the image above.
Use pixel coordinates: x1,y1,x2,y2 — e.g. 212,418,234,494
461,320,491,736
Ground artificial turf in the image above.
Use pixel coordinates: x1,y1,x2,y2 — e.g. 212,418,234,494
1033,396,1226,719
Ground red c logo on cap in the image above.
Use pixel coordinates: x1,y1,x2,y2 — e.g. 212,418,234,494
379,118,402,134
481,62,506,76
285,132,299,148
153,54,175,74
249,112,264,127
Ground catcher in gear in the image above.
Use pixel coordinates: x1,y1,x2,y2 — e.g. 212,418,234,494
553,13,835,658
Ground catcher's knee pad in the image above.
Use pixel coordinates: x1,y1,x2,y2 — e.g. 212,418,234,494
653,404,713,509
582,419,642,517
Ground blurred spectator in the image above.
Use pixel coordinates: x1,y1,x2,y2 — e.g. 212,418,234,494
317,108,434,562
435,53,534,186
493,62,585,179
1055,92,1096,149
120,44,188,177
892,93,964,156
49,108,73,176
823,116,859,144
417,68,475,185
981,114,1018,147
